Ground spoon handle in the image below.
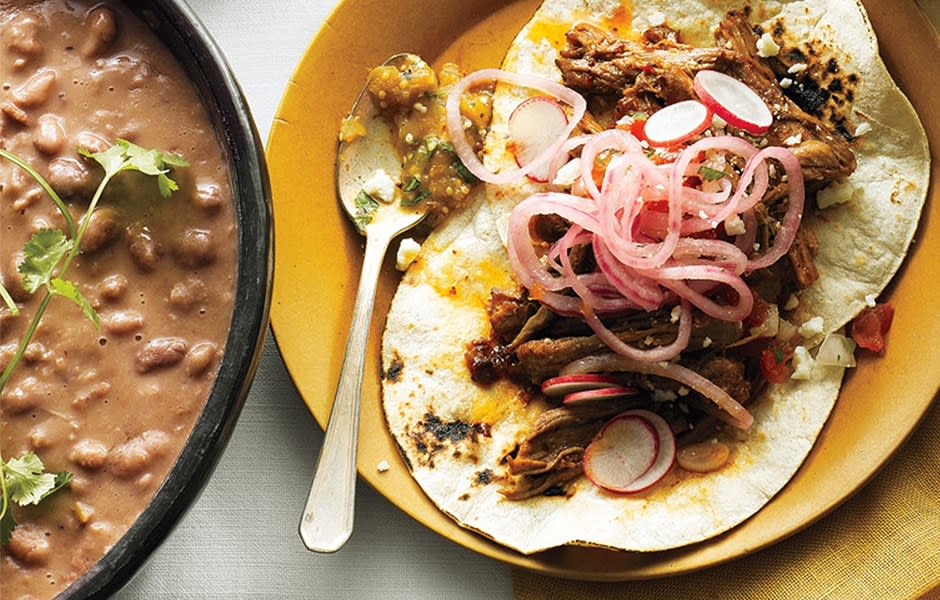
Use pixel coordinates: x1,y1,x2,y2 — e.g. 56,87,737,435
299,230,390,552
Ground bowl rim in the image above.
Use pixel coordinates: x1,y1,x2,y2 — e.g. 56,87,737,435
55,1,273,597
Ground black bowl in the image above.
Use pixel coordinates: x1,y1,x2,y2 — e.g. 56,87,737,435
58,1,273,598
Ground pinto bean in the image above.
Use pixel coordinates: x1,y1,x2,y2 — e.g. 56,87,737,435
173,228,216,268
135,337,188,373
109,430,170,477
4,251,30,302
73,381,111,410
1,375,52,413
126,222,163,271
1,100,29,125
79,206,122,253
46,156,97,200
184,342,219,377
4,11,44,55
82,6,118,57
96,273,128,302
12,69,56,107
193,181,223,212
168,275,207,310
69,439,109,470
33,113,66,155
75,131,111,154
102,310,144,334
6,524,51,565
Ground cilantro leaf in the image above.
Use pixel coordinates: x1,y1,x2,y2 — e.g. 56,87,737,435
402,189,431,208
50,278,99,326
454,159,479,184
698,165,727,182
18,229,72,294
403,176,421,192
80,139,189,198
353,190,379,229
4,452,57,506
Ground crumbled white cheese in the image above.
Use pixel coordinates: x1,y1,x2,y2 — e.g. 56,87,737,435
711,114,728,129
552,157,582,187
788,62,808,74
362,168,396,202
670,305,682,323
864,293,877,308
652,388,678,403
404,132,415,145
798,316,824,338
790,346,815,380
783,293,800,311
377,460,390,473
783,133,802,146
698,210,709,220
817,180,857,209
677,386,690,396
756,33,780,58
724,214,746,236
779,77,793,89
702,336,713,348
854,122,872,137
395,238,421,271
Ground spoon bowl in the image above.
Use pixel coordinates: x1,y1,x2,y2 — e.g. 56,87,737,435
299,54,426,553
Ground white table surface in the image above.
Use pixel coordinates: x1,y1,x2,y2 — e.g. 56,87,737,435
114,1,939,598
115,1,512,598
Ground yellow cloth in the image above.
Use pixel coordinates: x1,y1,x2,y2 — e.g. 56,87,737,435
513,399,940,600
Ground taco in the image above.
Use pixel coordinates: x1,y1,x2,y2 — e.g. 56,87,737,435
380,0,928,553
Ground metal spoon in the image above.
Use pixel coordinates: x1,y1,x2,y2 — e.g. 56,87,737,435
300,54,426,553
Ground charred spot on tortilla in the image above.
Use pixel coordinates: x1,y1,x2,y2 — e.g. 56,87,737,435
383,353,405,382
406,412,489,467
474,468,494,485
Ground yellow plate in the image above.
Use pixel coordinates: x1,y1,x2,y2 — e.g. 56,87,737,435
268,0,939,580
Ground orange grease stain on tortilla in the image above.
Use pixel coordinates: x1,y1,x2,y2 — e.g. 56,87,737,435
525,0,636,50
469,380,526,425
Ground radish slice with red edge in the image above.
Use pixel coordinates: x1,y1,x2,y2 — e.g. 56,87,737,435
583,415,659,492
540,373,627,398
509,97,569,182
445,69,587,185
562,386,637,405
693,70,773,135
643,100,712,147
611,409,676,493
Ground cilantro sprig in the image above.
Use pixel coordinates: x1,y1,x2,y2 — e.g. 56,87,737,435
1,452,73,544
0,139,187,544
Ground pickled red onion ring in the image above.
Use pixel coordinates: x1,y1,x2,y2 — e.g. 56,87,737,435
561,353,754,430
445,69,587,184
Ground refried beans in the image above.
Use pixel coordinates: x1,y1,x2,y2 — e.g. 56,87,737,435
0,1,236,597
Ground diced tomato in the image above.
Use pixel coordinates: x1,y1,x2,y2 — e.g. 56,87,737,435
850,303,895,353
630,118,647,142
760,340,794,384
744,294,770,329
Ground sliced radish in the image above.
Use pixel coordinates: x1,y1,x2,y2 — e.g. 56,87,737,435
583,415,659,492
541,373,627,398
509,96,568,182
562,386,637,405
643,100,712,147
693,70,773,135
612,409,676,493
